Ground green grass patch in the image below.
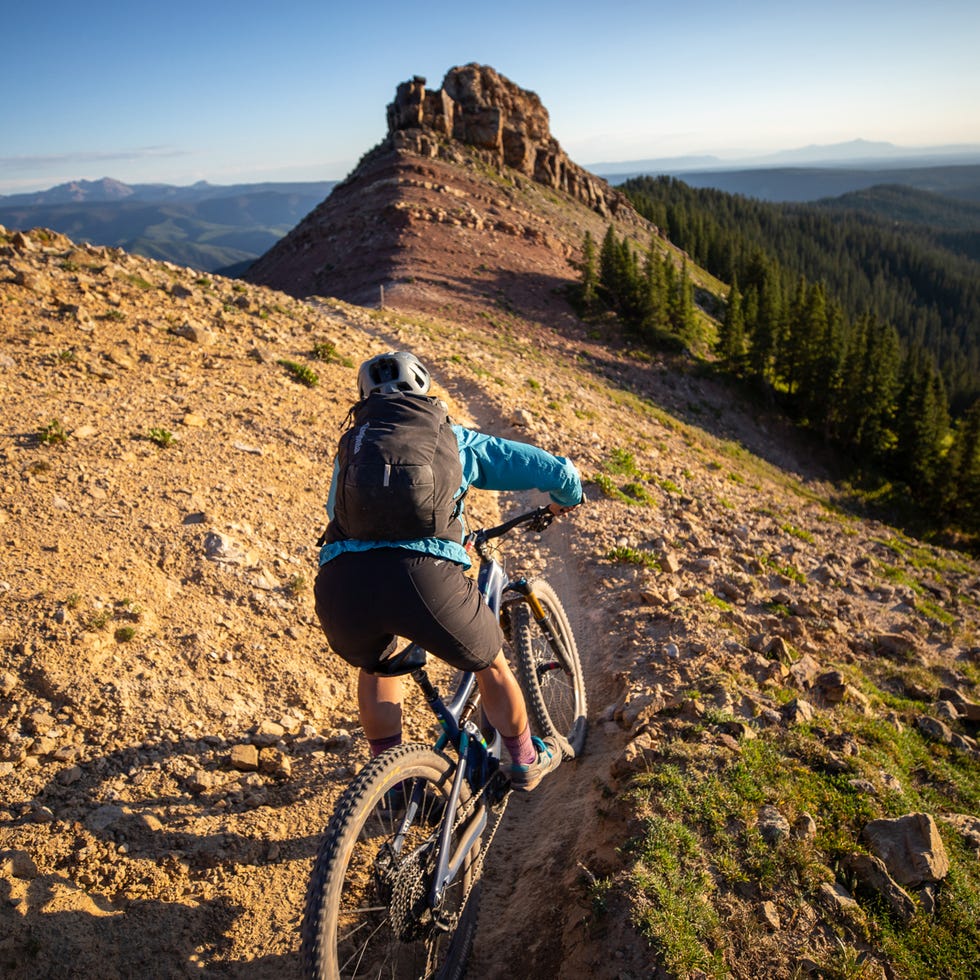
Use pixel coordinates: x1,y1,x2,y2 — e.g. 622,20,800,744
607,546,661,570
592,472,650,505
619,709,980,977
763,555,807,585
606,447,641,476
278,359,319,387
880,563,923,593
627,816,726,979
593,448,657,505
38,419,69,445
122,272,154,290
781,523,815,543
703,592,734,613
147,428,175,448
622,480,656,505
311,340,353,367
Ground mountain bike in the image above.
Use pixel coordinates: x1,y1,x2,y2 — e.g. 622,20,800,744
301,506,588,979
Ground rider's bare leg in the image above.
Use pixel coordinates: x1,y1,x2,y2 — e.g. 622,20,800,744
358,652,536,764
474,651,529,738
358,670,403,741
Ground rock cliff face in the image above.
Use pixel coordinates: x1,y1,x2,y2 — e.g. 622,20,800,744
244,64,646,317
386,64,626,217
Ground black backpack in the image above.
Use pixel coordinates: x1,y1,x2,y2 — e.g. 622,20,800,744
325,393,464,544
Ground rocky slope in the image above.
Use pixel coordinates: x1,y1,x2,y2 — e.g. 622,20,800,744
3,223,979,978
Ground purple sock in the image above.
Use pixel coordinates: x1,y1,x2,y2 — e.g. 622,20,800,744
502,726,535,766
368,733,402,757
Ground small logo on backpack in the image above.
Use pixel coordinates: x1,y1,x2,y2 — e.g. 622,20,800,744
352,423,369,455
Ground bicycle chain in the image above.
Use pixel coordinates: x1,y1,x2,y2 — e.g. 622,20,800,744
383,773,511,949
451,773,511,922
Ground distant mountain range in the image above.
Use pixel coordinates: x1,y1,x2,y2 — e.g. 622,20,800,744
5,139,980,272
591,139,980,174
629,164,980,204
593,140,980,203
0,177,337,274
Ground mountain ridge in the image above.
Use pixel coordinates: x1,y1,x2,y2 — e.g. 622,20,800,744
244,63,653,321
0,177,337,207
590,138,980,175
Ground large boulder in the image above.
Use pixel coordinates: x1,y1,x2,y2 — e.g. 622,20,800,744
861,812,950,888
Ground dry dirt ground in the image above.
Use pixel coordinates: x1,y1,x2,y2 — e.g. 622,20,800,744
2,228,979,979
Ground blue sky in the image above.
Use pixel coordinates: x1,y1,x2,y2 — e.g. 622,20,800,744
3,0,979,193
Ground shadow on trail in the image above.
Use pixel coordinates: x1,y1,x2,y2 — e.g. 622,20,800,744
0,878,301,979
2,734,352,868
0,733,350,977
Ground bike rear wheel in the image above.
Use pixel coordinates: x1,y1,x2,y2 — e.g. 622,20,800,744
513,578,588,759
302,744,480,979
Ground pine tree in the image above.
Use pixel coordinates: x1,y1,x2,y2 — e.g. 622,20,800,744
662,256,677,332
945,398,980,531
640,236,668,338
796,282,833,423
777,275,810,395
895,350,950,496
744,255,782,384
856,316,902,459
676,260,696,339
718,277,746,372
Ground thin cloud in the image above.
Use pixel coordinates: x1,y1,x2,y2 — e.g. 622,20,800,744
0,147,189,171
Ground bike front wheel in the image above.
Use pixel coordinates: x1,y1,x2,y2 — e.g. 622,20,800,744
513,578,588,759
302,743,480,980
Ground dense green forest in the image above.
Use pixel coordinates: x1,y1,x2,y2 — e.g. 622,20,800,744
579,178,980,546
621,176,980,413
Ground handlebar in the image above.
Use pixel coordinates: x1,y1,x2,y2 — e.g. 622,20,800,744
465,506,558,561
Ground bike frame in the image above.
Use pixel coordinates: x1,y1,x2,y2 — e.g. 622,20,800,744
383,506,556,914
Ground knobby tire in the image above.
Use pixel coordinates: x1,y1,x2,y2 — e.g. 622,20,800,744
302,744,480,979
513,578,588,758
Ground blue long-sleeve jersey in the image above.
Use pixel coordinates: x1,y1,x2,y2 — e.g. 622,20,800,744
319,425,582,568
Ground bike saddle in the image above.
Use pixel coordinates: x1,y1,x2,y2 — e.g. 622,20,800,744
371,643,428,676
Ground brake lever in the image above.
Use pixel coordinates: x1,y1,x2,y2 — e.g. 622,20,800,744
526,509,555,533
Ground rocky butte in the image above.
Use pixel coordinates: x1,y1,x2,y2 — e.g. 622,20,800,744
244,63,646,315
385,65,625,213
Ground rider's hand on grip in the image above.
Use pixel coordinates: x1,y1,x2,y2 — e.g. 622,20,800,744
548,491,585,518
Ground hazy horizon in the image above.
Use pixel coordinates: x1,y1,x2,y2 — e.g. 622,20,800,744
6,137,980,201
3,0,979,195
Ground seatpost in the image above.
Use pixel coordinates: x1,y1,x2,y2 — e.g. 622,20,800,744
412,667,440,704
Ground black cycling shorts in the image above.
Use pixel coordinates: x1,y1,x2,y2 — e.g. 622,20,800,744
314,548,503,673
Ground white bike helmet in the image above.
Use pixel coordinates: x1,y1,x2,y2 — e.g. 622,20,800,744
357,351,432,399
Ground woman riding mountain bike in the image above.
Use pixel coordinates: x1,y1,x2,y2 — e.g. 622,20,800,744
303,501,588,978
313,350,583,789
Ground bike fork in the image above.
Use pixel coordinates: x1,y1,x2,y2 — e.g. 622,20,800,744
510,578,572,665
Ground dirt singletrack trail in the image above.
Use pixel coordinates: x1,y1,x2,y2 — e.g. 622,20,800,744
463,483,637,979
